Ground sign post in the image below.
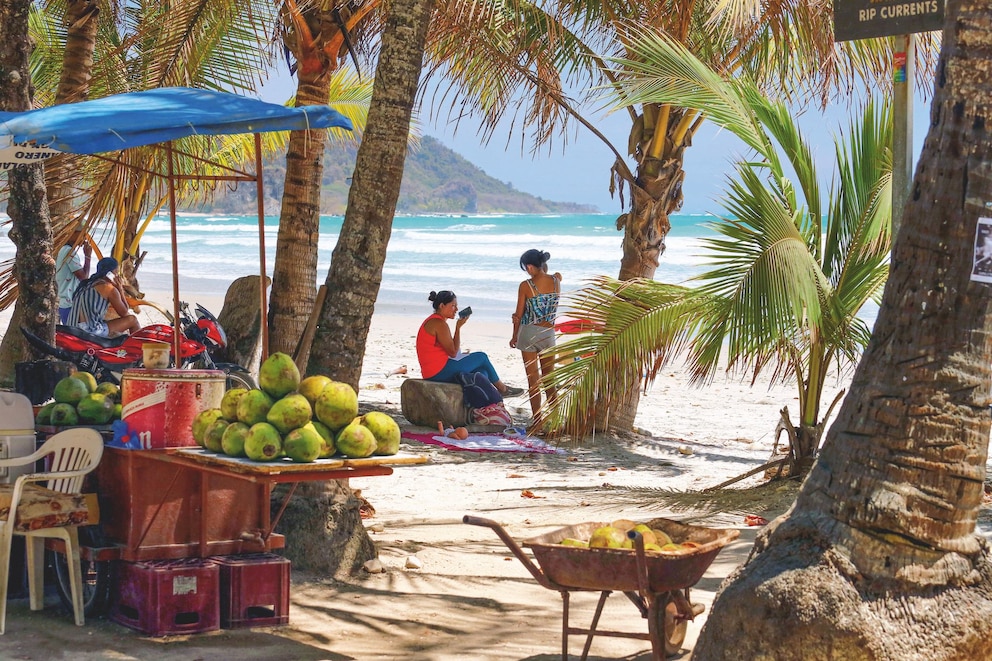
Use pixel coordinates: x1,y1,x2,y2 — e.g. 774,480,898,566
891,34,916,238
834,0,943,240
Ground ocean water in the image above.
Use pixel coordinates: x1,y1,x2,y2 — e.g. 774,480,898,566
0,212,716,323
0,212,878,325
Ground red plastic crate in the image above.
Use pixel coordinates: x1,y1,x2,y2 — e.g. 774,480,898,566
213,553,290,628
111,558,220,636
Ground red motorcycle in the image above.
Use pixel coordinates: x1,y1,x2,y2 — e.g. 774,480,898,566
22,301,256,390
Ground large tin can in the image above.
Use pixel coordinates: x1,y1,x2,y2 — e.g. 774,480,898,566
121,369,225,449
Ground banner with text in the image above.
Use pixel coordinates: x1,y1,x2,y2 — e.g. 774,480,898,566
834,0,944,41
0,143,61,170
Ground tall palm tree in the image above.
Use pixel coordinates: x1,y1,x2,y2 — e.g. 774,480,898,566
540,37,892,478
0,0,56,384
279,0,434,576
0,0,101,382
694,0,992,655
0,0,281,382
267,0,381,355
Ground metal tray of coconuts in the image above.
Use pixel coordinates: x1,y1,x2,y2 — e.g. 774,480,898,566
467,516,739,593
187,352,429,473
465,516,739,659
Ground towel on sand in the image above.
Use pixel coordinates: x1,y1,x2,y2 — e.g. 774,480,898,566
402,431,563,454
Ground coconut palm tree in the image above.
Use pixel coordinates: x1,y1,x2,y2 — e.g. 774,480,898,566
0,0,284,382
694,0,992,654
1,0,57,382
266,0,381,356
539,37,892,478
277,0,434,577
0,0,102,383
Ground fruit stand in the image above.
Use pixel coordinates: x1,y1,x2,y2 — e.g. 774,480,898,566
92,446,426,562
36,434,427,634
33,359,429,635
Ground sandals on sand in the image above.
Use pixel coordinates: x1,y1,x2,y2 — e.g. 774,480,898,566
502,385,526,398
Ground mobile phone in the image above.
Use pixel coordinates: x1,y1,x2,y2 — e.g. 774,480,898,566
458,306,473,319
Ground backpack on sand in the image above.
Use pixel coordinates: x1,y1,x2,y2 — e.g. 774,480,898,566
455,371,513,427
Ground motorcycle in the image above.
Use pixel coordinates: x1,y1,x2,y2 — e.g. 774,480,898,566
22,301,256,390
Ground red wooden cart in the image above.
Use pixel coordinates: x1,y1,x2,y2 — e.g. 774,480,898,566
42,440,425,619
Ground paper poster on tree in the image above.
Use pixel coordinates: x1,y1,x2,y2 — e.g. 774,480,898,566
971,218,992,283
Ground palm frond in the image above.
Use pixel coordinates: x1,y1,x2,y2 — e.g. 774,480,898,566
543,70,891,441
603,28,772,159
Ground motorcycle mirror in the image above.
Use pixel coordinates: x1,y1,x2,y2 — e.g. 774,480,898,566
196,303,218,322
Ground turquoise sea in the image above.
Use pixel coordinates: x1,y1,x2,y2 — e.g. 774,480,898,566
0,212,877,324
0,212,716,322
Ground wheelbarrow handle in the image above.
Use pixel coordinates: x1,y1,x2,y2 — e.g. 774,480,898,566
627,530,651,597
463,515,556,590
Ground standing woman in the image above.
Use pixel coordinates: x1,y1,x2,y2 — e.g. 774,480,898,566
510,249,560,417
68,257,141,337
416,290,524,396
55,224,91,324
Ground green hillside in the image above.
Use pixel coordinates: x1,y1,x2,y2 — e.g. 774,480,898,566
191,135,597,215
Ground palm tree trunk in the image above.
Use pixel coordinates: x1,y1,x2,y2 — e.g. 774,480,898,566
308,0,434,388
268,76,331,355
287,0,433,573
694,1,992,656
45,0,99,226
600,119,686,432
0,0,57,386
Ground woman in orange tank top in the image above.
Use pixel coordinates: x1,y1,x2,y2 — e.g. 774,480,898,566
416,290,524,397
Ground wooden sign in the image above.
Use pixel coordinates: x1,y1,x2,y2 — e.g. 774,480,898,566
834,0,944,42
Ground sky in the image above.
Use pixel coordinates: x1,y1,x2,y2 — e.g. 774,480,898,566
260,67,936,216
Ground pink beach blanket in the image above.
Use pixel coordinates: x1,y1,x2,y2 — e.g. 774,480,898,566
402,431,563,454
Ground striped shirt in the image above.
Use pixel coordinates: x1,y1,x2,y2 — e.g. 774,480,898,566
69,280,111,336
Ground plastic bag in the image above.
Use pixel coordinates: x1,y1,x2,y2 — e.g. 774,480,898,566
472,402,513,426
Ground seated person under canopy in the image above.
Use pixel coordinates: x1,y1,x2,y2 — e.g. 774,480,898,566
68,257,140,337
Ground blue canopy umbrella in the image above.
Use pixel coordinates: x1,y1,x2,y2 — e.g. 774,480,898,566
0,87,351,158
0,87,354,358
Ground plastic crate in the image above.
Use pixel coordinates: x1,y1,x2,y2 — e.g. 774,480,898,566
213,553,290,628
110,558,219,636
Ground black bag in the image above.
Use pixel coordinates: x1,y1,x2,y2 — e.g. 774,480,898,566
15,359,75,404
455,371,503,408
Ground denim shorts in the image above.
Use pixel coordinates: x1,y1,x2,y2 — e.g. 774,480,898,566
517,324,556,353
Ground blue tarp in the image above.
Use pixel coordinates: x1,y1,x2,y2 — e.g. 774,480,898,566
0,87,352,155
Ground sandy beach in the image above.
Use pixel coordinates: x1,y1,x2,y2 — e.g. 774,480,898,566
1,287,855,658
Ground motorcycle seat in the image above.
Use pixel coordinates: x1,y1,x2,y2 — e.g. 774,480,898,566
56,325,129,349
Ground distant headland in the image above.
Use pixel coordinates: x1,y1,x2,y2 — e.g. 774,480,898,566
186,135,599,216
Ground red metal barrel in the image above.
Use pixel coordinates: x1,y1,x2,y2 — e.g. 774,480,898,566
121,369,225,449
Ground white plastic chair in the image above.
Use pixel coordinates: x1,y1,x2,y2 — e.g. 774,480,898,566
0,428,103,634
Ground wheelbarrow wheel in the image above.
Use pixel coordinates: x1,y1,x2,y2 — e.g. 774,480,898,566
51,525,114,617
660,594,688,656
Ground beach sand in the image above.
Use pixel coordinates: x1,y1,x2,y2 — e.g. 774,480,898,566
1,289,851,658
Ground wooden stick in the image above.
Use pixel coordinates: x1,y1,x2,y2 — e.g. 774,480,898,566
702,457,789,492
293,284,327,374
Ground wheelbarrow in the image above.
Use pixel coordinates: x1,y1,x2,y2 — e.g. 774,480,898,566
463,515,739,660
